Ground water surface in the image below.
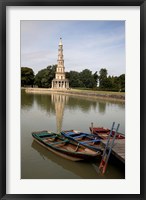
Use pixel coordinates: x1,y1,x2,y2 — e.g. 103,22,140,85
21,90,125,179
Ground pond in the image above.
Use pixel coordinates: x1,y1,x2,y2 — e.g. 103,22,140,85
21,89,125,179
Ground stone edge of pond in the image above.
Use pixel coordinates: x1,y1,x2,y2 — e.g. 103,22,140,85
24,88,125,102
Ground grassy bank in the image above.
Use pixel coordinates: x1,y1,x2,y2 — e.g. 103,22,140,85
25,87,125,101
58,89,125,101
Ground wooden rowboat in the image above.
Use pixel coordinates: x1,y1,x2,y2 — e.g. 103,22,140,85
89,127,125,140
32,130,101,161
61,130,103,153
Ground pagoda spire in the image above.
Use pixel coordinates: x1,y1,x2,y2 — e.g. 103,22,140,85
59,37,62,46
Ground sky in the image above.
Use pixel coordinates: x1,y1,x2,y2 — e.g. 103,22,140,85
21,20,125,76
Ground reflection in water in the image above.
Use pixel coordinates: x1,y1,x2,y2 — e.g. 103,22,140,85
21,90,34,110
31,140,125,179
51,94,69,133
22,90,124,114
34,94,55,114
98,102,106,113
66,97,98,112
21,90,125,179
21,91,125,133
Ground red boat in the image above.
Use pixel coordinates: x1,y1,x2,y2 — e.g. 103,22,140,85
89,127,125,140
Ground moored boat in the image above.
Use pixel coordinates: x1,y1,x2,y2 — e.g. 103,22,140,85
32,130,101,161
89,127,125,140
61,130,103,152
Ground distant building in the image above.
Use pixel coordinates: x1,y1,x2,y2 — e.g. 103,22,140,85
52,38,69,89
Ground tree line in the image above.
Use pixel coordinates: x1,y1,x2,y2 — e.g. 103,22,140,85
21,65,125,92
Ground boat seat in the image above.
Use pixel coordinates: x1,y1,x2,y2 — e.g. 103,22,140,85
63,132,78,136
51,139,69,145
38,132,55,138
72,134,89,139
46,135,58,138
80,139,100,144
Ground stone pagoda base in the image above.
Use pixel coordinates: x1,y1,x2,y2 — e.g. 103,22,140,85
52,78,69,89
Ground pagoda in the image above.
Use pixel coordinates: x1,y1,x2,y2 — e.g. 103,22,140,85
52,38,69,89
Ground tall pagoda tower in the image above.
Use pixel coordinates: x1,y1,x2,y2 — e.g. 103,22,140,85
52,38,69,89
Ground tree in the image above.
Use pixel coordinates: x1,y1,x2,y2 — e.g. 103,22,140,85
99,68,108,89
93,71,98,87
23,64,125,91
21,67,34,87
98,72,125,91
34,65,56,88
118,74,125,91
66,71,83,87
80,69,97,88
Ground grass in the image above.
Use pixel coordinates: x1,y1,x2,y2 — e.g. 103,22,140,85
25,87,125,101
69,88,125,96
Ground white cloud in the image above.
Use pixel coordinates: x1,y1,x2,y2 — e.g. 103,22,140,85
21,20,125,76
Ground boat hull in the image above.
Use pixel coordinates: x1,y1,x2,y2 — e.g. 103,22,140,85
61,130,103,153
32,131,100,161
33,137,82,161
89,127,125,140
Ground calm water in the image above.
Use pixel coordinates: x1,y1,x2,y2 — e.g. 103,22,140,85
21,89,125,179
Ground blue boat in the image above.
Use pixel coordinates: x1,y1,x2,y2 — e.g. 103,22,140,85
61,130,103,152
32,130,101,161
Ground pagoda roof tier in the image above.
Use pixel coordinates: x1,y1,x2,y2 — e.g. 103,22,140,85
52,78,69,82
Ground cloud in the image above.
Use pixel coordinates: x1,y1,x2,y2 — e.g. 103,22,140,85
21,20,125,76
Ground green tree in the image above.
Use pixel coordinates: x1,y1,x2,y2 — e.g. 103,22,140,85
100,74,125,91
99,68,108,89
21,67,34,87
118,74,125,91
103,76,113,89
66,71,83,87
93,71,98,87
80,69,97,88
34,65,56,88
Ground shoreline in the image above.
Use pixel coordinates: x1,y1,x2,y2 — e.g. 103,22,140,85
24,88,125,102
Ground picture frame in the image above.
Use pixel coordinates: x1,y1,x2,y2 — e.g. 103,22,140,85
0,0,145,199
